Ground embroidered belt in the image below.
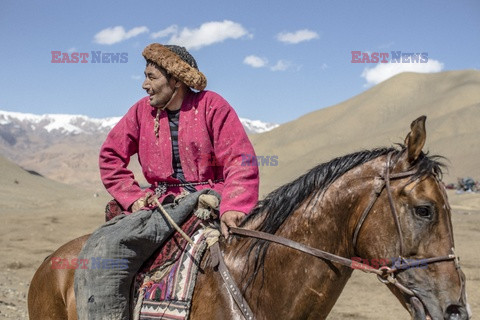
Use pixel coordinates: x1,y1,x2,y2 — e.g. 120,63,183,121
154,179,224,196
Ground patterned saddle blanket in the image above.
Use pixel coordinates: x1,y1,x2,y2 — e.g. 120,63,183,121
105,198,219,320
135,228,217,320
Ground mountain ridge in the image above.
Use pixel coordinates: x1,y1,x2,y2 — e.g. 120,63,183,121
0,110,277,135
0,109,278,191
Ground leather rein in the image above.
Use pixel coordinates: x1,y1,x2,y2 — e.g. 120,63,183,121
216,151,461,319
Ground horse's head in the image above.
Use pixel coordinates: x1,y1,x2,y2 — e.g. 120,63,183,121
353,116,470,320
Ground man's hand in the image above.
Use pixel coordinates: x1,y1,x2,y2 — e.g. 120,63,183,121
131,197,146,212
220,210,245,239
130,192,156,212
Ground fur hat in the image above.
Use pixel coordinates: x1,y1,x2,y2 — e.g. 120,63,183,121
142,43,207,91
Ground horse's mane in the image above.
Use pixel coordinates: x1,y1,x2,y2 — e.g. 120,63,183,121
240,145,445,291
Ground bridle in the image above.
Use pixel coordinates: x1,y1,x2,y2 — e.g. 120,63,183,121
219,151,464,319
352,152,458,272
350,151,462,299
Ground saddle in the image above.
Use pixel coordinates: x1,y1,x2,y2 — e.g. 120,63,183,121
104,198,219,320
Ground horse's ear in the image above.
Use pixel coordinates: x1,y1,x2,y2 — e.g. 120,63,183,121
404,115,427,163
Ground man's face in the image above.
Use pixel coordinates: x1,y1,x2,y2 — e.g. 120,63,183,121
142,64,175,108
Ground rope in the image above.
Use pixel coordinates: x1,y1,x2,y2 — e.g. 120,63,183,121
133,287,145,320
152,197,194,245
154,108,161,138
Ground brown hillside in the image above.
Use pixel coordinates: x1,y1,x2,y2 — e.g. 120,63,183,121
251,70,480,196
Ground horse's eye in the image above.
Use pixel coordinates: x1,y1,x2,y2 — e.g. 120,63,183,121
414,206,433,219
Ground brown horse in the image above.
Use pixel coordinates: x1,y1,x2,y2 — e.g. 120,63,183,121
28,116,470,319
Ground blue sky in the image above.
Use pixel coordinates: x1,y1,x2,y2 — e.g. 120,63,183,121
1,0,479,124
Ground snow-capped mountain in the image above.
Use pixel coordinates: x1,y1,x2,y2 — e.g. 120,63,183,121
239,117,279,134
0,110,277,136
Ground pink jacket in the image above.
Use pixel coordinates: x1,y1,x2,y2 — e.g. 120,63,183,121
99,90,259,216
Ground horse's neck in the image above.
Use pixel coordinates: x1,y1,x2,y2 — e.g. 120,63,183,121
223,172,370,318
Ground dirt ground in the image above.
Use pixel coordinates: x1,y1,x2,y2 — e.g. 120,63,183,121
0,190,478,319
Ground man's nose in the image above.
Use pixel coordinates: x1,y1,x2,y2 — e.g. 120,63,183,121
142,79,149,90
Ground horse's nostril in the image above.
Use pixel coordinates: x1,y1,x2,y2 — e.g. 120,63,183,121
445,305,465,320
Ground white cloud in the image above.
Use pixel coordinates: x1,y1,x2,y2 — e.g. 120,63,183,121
94,26,149,45
131,75,142,81
270,60,290,71
244,56,298,72
67,47,77,53
151,25,178,39
167,20,251,50
244,55,268,68
361,59,444,86
277,29,319,44
377,41,395,49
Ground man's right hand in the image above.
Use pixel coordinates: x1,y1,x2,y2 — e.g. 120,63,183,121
220,210,245,239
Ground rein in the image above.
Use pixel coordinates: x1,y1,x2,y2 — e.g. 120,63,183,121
222,151,461,318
